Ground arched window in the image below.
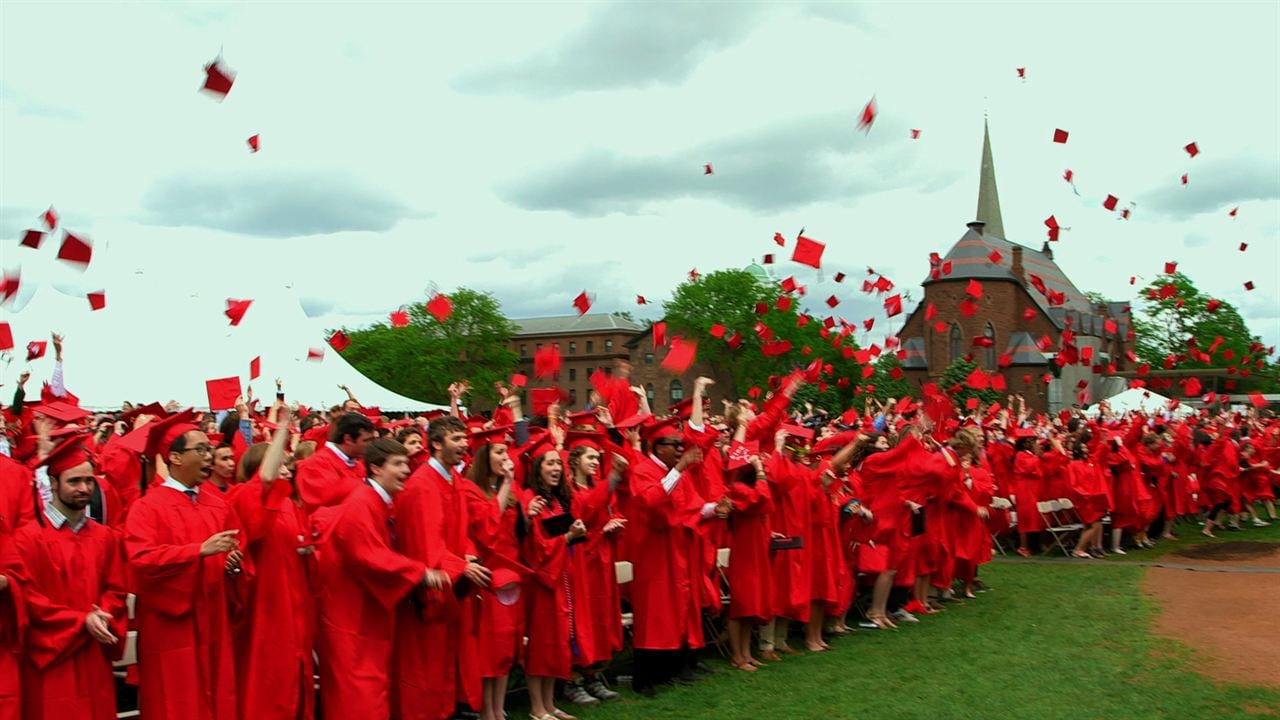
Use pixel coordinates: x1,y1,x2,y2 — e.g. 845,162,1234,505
645,383,656,404
949,324,963,362
983,322,997,369
669,379,684,404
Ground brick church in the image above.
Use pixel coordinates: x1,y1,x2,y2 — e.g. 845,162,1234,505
895,122,1130,414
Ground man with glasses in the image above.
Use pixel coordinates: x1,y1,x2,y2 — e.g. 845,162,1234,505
123,410,248,720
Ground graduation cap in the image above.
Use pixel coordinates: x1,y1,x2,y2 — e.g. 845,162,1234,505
390,310,410,328
572,291,593,315
641,416,682,445
205,377,241,411
87,290,106,311
791,235,825,269
959,299,978,317
529,387,569,416
327,331,350,351
26,340,47,362
43,206,58,230
883,294,903,317
202,57,235,99
121,402,167,425
31,400,90,425
636,295,648,305
661,337,697,374
38,434,95,481
533,345,562,379
484,552,532,606
653,321,666,348
426,293,453,323
144,409,198,464
1103,195,1119,211
57,232,92,269
910,129,921,140
966,279,983,298
225,298,252,326
566,429,607,452
247,134,260,153
249,356,261,380
1184,142,1199,158
306,347,325,362
856,96,877,132
20,230,44,249
1053,128,1069,144
703,163,714,175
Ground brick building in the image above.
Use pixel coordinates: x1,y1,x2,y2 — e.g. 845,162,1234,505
895,122,1130,414
509,313,644,407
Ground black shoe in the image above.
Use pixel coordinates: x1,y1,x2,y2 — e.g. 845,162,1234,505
633,685,658,698
674,667,700,684
691,659,715,674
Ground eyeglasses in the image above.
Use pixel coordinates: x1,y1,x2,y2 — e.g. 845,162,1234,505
655,440,685,448
186,445,214,456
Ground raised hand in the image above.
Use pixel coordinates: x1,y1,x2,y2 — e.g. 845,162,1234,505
200,529,240,557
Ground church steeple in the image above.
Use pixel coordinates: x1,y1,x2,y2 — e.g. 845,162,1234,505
975,118,1005,239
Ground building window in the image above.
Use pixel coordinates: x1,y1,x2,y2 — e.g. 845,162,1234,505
983,323,997,369
645,383,655,404
520,344,527,357
670,379,684,404
644,353,654,365
586,340,594,353
569,368,576,381
536,343,543,351
605,339,614,352
569,341,577,355
949,324,962,363
570,390,578,405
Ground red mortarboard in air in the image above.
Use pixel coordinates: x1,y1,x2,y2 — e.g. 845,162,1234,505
1,271,20,305
1184,142,1199,158
1022,307,1037,321
26,341,47,362
20,230,44,249
933,320,948,333
965,279,983,299
972,335,994,348
1164,261,1177,274
1048,290,1065,306
773,232,786,246
426,293,452,323
43,206,58,230
390,310,410,328
87,290,106,311
910,129,921,139
780,276,797,293
987,249,1003,264
306,348,324,362
1028,273,1048,296
834,272,846,283
703,163,713,175
792,235,825,268
1016,67,1026,79
1053,128,1069,144
1206,298,1221,313
966,369,990,390
1104,319,1118,335
709,323,726,339
1239,243,1248,252
1183,377,1203,397
776,295,793,312
1181,173,1189,186
1228,206,1238,217
202,57,235,99
205,376,242,412
826,295,839,308
862,317,875,332
653,321,666,349
572,291,593,315
883,294,902,317
754,302,768,315
249,356,261,380
1250,392,1268,409
225,298,252,326
761,340,793,357
1102,195,1119,211
762,253,775,264
1244,281,1254,291
998,353,1013,368
57,232,92,268
661,337,697,374
533,345,562,379
1063,168,1074,183
636,295,648,305
1044,215,1062,242
959,299,978,317
857,96,877,133
726,332,743,349
924,303,937,321
247,134,260,153
688,268,699,281
508,372,528,388
328,331,350,352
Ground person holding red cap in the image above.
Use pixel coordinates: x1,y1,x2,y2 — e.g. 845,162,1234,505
1011,428,1045,557
296,412,375,515
0,473,27,720
123,411,249,720
12,436,128,720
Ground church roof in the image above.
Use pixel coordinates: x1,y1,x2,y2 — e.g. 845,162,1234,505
1004,331,1050,366
901,337,928,369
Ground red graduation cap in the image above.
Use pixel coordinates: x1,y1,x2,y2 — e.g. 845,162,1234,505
510,373,527,387
862,317,874,332
1164,261,1177,274
1,271,20,305
834,272,846,283
857,96,877,132
754,302,768,315
87,290,106,311
959,298,978,317
1181,173,1189,186
726,332,743,349
762,253,775,264
1044,215,1061,242
1206,299,1221,313
965,279,983,298
0,322,14,352
1184,142,1199,158
661,337,697,374
144,409,199,464
530,387,570,416
1249,392,1268,409
1016,67,1026,79
1053,128,1069,144
247,134,260,153
775,295,793,311
1239,242,1248,252
826,295,840,308
653,321,667,349
202,57,235,99
998,352,1013,367
328,331,350,351
966,369,990,390
533,345,562,379
390,310,410,328
1104,319,1117,335
924,303,937,321
987,249,1003,264
910,129,921,139
773,232,786,246
883,294,902,317
1102,195,1119,211
796,314,809,328
468,425,514,455
43,206,58,230
20,229,44,249
249,356,261,380
225,298,252,326
572,291,593,315
972,335,994,348
792,235,825,268
205,376,242,411
636,295,648,305
26,340,47,361
1244,281,1255,291
1228,206,1238,218
709,323,726,338
703,163,714,175
779,276,798,293
57,232,92,268
933,320,947,333
1022,307,1037,320
426,293,453,323
1028,273,1048,296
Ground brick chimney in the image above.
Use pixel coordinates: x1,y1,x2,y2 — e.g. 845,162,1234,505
966,221,985,236
1011,244,1025,282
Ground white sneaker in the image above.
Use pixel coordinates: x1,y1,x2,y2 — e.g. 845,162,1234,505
1112,547,1127,555
1253,518,1271,527
889,609,920,623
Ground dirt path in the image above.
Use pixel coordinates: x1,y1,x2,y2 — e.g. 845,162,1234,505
1141,542,1280,688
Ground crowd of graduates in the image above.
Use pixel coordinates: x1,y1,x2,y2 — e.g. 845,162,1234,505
1,340,1278,720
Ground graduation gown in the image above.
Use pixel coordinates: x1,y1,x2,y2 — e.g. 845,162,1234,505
1012,451,1046,533
228,476,316,720
807,466,843,614
1067,459,1110,525
123,485,247,720
462,482,523,678
392,463,479,720
97,441,143,524
955,463,996,565
0,457,35,535
726,477,773,623
762,453,812,622
314,483,426,720
626,455,705,651
520,491,573,680
295,445,365,515
0,531,26,720
13,519,128,720
566,478,623,667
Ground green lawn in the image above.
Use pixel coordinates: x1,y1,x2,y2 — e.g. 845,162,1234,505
566,525,1280,720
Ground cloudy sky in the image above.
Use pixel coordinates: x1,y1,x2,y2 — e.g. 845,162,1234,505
1,1,1278,401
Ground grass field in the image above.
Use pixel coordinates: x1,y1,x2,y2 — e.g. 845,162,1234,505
563,522,1280,720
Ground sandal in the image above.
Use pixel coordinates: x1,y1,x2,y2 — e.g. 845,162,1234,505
731,660,758,672
758,650,782,662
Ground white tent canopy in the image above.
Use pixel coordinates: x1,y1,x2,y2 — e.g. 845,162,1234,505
1084,387,1196,419
2,282,442,413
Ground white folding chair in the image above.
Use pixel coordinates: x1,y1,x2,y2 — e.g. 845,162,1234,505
1041,500,1085,556
614,561,634,628
990,497,1013,555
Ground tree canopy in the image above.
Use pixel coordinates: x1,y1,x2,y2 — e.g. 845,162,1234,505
336,288,520,405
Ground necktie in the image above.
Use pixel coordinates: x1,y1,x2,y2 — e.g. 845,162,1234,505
184,490,198,505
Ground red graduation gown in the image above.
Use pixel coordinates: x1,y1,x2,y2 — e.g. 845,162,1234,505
956,464,996,564
97,441,142,524
520,491,573,680
0,456,36,535
1067,459,1110,524
123,485,247,720
228,476,316,720
626,455,705,651
14,519,128,720
462,482,523,678
296,445,365,516
1012,451,1046,533
727,477,773,623
807,465,843,613
567,478,623,667
392,463,479,720
0,530,26,720
763,453,812,622
314,483,426,720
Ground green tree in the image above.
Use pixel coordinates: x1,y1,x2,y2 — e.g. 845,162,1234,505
662,269,870,411
867,353,913,403
940,357,1000,407
336,288,520,405
1131,272,1279,392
